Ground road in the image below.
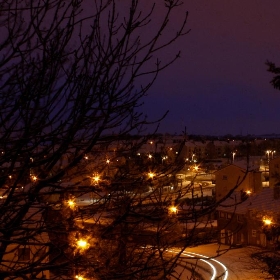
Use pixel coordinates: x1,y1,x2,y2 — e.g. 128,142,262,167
168,248,228,280
168,244,269,280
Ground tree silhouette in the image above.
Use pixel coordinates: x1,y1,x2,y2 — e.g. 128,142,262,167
266,60,280,90
0,0,202,279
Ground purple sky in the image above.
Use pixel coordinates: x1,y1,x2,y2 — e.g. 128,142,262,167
142,0,280,136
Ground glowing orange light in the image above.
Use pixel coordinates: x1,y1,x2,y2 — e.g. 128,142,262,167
92,174,100,183
263,217,272,225
75,275,85,280
67,199,76,209
148,172,155,179
31,175,37,181
75,238,90,253
77,239,88,248
169,206,178,214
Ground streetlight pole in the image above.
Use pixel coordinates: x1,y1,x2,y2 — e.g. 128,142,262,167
266,150,271,160
232,152,236,163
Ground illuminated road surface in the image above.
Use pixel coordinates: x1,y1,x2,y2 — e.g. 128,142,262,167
168,249,228,280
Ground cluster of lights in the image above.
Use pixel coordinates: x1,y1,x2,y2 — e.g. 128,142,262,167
266,150,276,159
63,197,91,279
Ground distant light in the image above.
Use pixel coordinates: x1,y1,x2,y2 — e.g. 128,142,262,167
31,175,37,181
75,276,85,280
169,206,178,214
77,239,88,249
93,175,100,183
67,199,76,209
263,217,272,225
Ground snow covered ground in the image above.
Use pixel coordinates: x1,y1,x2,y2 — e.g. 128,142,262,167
185,243,271,280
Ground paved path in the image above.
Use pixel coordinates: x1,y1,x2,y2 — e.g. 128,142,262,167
170,243,270,280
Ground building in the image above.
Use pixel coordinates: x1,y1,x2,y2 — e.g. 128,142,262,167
217,187,280,249
214,162,262,201
1,204,50,279
269,156,280,188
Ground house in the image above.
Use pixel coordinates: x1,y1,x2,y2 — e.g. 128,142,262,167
269,156,280,188
0,203,50,279
216,187,280,249
214,162,262,201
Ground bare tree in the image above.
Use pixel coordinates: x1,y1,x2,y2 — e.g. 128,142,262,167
0,0,199,279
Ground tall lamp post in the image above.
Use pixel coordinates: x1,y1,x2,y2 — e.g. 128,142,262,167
266,150,271,161
232,152,236,163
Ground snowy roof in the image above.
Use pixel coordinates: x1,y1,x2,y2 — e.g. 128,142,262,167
214,161,260,174
217,188,279,215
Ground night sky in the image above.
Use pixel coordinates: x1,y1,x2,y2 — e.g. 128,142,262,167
141,0,280,136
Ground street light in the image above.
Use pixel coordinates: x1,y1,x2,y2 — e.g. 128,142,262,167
91,174,100,185
191,153,195,161
263,217,272,226
72,237,90,280
76,239,89,249
266,150,271,160
232,152,236,163
67,199,76,210
106,159,110,177
169,206,178,215
162,156,167,164
31,175,38,181
75,275,86,280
